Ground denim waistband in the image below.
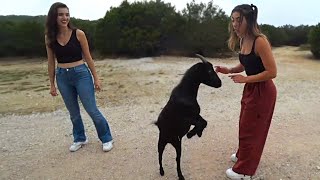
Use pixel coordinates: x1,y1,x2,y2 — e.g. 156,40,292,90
56,63,87,72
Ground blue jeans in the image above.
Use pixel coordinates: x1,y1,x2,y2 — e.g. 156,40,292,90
56,64,112,143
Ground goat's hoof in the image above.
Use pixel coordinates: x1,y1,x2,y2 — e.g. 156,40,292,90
197,131,203,137
160,168,164,176
186,132,193,139
178,175,185,180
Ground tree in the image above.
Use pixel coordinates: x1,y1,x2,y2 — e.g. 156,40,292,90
180,0,229,57
261,24,288,47
95,0,179,57
0,20,45,57
0,21,17,57
282,25,311,46
309,23,320,59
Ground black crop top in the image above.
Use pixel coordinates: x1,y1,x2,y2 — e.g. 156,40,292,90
239,37,265,76
52,29,83,63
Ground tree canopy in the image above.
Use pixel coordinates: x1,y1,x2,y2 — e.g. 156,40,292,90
0,0,317,59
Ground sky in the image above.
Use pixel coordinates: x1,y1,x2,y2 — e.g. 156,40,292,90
1,0,319,27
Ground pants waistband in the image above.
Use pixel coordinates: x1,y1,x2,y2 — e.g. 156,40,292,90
56,63,87,71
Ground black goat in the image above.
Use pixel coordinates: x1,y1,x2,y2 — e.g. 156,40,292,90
155,54,222,180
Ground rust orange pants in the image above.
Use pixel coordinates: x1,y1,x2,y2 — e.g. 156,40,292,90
232,80,277,176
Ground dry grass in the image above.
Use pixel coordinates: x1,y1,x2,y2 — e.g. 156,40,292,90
0,56,185,115
0,47,319,116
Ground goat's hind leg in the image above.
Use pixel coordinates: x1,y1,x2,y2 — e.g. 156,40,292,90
172,137,185,180
158,133,167,176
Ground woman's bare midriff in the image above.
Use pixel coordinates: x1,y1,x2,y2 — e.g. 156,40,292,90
57,59,85,68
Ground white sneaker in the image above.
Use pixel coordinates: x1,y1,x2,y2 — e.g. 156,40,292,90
226,168,252,180
102,140,114,152
231,153,238,163
69,139,88,152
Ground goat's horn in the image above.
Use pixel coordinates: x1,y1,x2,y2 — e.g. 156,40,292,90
195,54,208,63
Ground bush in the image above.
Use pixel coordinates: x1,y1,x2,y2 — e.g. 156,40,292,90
308,23,320,59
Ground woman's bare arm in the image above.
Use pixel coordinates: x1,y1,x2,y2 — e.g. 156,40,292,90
45,36,56,87
77,29,102,90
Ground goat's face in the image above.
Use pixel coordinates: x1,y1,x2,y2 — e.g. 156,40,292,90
200,62,222,88
195,54,222,88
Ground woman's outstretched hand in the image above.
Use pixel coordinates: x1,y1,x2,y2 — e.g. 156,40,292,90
228,74,247,83
215,66,230,74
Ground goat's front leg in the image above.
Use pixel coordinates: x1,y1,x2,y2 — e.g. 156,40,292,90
195,115,207,137
187,115,207,138
172,137,185,180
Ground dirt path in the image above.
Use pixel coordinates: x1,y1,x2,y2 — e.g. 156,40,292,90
1,47,320,180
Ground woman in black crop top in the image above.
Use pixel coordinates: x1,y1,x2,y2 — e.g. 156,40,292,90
215,4,277,179
45,2,114,152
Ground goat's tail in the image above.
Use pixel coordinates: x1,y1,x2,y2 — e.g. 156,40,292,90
153,121,158,126
150,120,160,128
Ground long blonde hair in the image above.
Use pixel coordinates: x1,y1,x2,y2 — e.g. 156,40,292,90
228,4,267,51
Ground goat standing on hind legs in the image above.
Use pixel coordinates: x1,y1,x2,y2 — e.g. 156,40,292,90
155,54,222,180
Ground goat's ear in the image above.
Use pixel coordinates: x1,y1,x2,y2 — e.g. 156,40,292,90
195,54,208,64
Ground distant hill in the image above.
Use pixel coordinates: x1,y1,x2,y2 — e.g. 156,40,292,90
0,15,46,23
0,15,97,23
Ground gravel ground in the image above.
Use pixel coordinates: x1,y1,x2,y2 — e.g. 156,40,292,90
1,47,320,180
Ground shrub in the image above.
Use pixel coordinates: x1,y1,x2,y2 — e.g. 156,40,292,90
308,23,320,59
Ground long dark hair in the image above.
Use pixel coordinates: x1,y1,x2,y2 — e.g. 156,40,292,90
228,4,267,51
45,2,74,48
